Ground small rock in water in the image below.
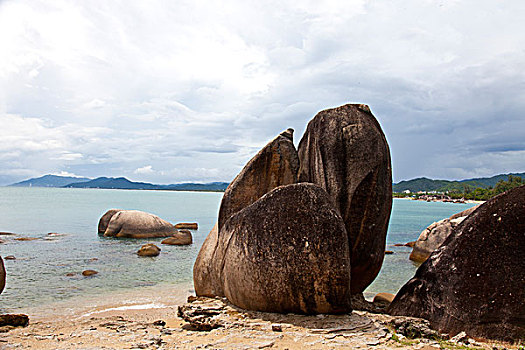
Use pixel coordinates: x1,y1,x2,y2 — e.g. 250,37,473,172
137,243,161,257
385,250,394,255
4,256,16,260
65,272,76,277
82,270,98,276
14,237,39,241
174,222,198,230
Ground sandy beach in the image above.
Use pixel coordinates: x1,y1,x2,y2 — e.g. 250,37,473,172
1,285,519,350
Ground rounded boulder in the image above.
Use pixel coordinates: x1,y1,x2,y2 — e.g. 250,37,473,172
161,230,192,245
196,183,352,314
103,210,176,238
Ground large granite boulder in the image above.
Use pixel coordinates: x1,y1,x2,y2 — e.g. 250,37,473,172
410,205,479,263
195,183,352,314
103,210,177,238
297,104,392,294
98,209,122,233
217,129,299,230
389,186,525,341
0,256,5,294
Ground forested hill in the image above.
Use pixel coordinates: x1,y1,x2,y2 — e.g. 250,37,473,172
393,173,525,193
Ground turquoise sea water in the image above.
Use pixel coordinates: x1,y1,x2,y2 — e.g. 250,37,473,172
0,188,476,312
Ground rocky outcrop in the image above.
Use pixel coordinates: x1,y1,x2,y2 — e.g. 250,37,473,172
98,209,122,233
410,206,479,263
389,186,525,341
217,129,299,230
197,184,352,314
82,270,98,276
137,243,161,257
0,256,5,294
161,230,192,245
103,210,176,238
297,104,392,294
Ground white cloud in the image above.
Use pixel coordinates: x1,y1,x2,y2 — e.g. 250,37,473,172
0,0,524,185
134,165,154,175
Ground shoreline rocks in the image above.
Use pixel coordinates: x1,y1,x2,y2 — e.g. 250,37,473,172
389,185,525,341
174,223,198,230
195,104,393,314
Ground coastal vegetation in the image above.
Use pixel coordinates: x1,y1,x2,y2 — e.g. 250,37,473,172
394,175,525,201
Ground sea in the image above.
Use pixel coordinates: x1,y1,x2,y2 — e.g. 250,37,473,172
0,187,477,313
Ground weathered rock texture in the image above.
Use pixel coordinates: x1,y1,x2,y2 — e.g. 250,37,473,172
196,184,352,314
98,209,122,233
217,129,299,230
389,186,525,341
103,210,176,238
297,104,392,294
410,205,479,263
193,224,222,297
161,230,192,245
0,256,5,294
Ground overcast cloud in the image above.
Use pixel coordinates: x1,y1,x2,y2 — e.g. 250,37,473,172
1,0,524,185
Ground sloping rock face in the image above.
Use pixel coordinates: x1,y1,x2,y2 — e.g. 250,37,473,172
0,256,5,294
103,210,177,238
389,186,525,341
193,223,222,297
217,129,299,230
197,184,352,314
297,104,392,294
410,205,479,263
98,209,122,233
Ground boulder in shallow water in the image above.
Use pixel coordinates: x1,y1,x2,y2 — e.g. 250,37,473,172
103,210,176,238
410,205,479,263
217,129,299,230
297,104,392,295
161,230,192,245
137,243,161,257
389,186,525,341
98,209,122,233
174,223,198,230
196,183,352,314
82,269,98,276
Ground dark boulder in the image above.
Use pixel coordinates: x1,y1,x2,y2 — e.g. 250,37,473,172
196,183,352,314
389,186,525,341
297,104,392,294
0,314,29,327
98,209,122,233
217,129,299,230
103,210,176,238
0,256,5,294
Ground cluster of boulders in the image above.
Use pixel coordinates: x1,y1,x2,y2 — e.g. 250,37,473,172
194,104,393,314
98,209,195,248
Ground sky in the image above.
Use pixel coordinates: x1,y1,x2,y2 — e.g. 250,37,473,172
1,0,524,185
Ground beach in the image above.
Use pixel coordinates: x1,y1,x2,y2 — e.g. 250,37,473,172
2,290,519,349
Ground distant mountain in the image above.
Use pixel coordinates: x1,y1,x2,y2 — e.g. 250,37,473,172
393,172,525,192
64,176,229,192
9,174,91,187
